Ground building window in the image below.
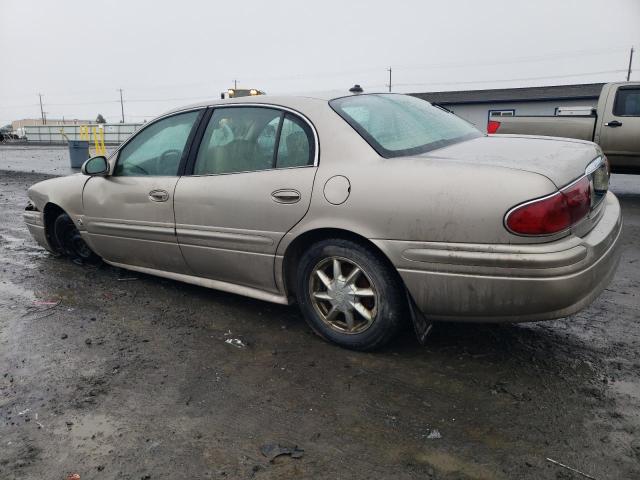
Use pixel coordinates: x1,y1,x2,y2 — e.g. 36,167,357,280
488,109,515,119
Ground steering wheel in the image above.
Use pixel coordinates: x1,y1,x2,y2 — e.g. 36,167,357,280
158,149,182,174
128,164,149,175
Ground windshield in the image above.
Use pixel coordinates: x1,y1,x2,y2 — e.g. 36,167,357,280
330,94,482,158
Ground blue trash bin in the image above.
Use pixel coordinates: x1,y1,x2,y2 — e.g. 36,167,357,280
68,140,90,169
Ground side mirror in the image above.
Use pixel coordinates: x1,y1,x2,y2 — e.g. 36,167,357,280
81,156,109,176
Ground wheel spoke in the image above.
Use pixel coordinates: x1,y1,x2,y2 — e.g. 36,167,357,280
344,266,361,285
351,301,373,322
353,288,374,297
315,269,332,288
332,258,342,280
344,309,355,331
313,291,332,301
325,305,339,321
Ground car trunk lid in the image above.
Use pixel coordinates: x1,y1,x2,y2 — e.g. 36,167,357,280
419,134,600,188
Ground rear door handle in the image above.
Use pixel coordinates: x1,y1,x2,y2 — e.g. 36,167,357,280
271,189,301,204
605,120,622,127
149,189,169,202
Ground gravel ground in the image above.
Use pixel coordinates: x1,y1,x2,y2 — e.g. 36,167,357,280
1,146,639,479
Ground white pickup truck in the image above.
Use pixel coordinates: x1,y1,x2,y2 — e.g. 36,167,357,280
489,82,640,173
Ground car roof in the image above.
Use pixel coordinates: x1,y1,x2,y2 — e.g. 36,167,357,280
164,90,395,116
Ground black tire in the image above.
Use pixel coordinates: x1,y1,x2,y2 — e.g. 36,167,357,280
295,238,407,351
52,213,100,264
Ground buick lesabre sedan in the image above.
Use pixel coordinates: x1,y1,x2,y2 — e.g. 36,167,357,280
24,91,622,350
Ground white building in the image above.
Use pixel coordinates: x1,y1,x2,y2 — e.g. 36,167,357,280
412,83,604,133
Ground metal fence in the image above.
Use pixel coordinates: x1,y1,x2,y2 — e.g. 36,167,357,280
24,123,142,145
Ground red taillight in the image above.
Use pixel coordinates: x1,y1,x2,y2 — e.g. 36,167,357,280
487,120,501,134
563,176,591,223
505,177,591,235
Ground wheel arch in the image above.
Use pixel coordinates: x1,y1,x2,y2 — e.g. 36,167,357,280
42,202,66,252
281,227,403,299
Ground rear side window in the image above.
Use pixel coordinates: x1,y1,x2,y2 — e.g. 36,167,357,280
193,107,314,175
276,114,314,168
330,94,482,158
194,107,281,175
613,88,640,116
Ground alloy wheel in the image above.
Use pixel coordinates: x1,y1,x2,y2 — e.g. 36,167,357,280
309,256,379,334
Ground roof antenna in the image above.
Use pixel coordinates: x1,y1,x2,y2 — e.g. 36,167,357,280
349,84,364,94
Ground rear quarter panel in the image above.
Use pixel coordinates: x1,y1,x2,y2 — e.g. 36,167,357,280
276,101,561,254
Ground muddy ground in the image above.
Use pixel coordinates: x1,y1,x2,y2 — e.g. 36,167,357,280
1,150,639,479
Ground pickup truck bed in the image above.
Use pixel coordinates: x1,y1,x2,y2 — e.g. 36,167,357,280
494,115,596,142
488,82,640,173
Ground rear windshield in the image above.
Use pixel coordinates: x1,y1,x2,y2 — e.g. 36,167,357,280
330,94,482,158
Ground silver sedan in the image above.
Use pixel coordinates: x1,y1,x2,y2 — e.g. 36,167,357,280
24,91,622,350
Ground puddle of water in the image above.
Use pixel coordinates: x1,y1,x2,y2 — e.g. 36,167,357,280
0,280,36,303
610,379,640,400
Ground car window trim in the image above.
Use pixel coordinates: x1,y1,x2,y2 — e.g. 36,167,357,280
109,107,206,177
184,103,319,177
271,112,285,169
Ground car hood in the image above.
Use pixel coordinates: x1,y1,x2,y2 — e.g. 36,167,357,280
419,134,600,188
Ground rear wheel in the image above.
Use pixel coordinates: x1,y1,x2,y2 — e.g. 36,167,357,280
295,239,407,350
52,213,100,264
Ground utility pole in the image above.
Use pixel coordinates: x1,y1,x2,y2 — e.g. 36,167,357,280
38,93,45,125
386,67,392,92
627,46,634,81
118,88,125,123
234,79,238,89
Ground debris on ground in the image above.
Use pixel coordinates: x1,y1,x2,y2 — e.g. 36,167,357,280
260,443,304,462
546,457,597,480
225,338,246,349
425,429,442,440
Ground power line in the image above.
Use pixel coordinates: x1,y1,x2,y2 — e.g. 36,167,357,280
393,46,628,71
4,45,630,103
394,69,627,88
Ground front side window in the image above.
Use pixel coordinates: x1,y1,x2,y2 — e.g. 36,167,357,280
330,94,482,158
114,111,200,176
613,88,640,116
193,107,315,175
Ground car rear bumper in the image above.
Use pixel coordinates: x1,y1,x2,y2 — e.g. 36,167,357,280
24,210,56,253
373,192,622,322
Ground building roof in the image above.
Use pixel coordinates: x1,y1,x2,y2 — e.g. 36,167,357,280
411,83,605,105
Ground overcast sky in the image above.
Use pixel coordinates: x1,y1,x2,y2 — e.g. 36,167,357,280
1,0,639,125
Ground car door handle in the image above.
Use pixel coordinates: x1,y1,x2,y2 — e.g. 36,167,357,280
149,189,169,202
271,189,301,204
605,120,622,127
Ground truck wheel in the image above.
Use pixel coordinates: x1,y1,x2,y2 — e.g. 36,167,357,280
295,238,407,350
52,213,100,264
